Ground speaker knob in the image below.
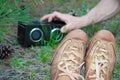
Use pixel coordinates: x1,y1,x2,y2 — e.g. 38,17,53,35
51,28,63,42
30,28,43,42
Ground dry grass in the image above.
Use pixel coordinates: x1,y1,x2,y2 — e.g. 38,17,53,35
0,0,120,80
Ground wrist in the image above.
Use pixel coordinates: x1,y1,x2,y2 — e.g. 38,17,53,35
77,15,92,28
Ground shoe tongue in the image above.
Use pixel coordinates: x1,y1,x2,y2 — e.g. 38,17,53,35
57,76,71,80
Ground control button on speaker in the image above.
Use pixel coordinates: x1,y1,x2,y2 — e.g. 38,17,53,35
30,28,43,42
51,28,63,42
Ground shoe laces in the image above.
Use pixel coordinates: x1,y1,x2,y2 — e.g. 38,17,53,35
89,41,110,80
57,39,85,80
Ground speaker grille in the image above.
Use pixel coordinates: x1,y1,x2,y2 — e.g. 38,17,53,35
29,28,43,42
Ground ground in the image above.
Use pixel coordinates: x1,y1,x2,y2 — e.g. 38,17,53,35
0,0,120,80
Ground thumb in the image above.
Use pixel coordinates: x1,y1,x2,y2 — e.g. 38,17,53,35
60,25,69,33
60,24,74,33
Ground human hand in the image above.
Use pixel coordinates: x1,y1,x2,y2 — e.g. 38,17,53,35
41,11,90,33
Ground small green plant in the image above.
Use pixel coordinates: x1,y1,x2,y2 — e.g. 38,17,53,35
0,25,12,43
0,31,4,42
8,78,13,80
12,40,19,45
10,57,26,68
30,70,36,80
39,25,62,46
44,67,50,80
80,2,88,16
56,0,68,6
36,46,52,63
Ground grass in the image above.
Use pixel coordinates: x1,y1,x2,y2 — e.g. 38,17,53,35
0,0,30,24
0,0,120,80
36,46,53,63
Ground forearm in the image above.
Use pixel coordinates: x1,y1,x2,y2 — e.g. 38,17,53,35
41,0,120,32
85,0,120,24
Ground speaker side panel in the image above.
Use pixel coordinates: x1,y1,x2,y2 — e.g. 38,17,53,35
17,23,26,45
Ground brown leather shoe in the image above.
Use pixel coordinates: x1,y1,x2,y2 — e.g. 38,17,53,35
85,30,116,80
50,29,88,80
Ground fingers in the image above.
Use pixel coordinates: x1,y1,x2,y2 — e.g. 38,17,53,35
48,15,54,22
41,11,77,33
40,11,64,22
41,13,55,22
40,14,51,21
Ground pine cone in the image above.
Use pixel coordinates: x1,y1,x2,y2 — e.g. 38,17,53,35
0,44,14,59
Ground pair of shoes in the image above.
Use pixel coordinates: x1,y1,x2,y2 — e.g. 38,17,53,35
50,29,116,80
